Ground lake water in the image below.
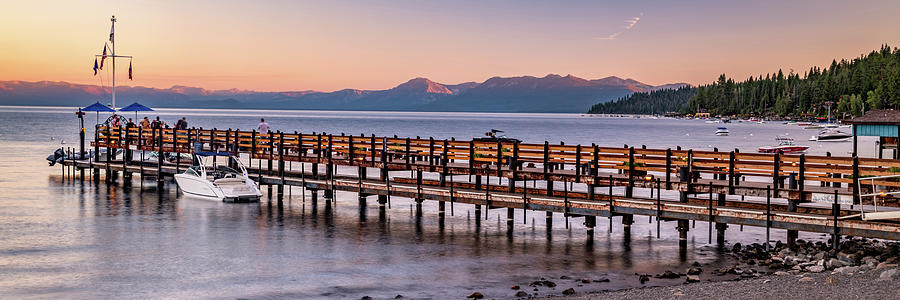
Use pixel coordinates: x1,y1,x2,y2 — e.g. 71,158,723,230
0,106,874,299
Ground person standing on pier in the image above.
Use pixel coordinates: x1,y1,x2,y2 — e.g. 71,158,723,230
140,117,150,129
174,117,187,130
257,118,270,134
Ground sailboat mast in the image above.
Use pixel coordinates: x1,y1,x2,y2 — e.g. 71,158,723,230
111,15,116,110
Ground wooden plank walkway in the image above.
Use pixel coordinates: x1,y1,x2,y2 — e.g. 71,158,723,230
52,126,900,244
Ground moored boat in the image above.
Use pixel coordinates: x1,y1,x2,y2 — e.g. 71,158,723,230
809,129,852,142
715,127,729,136
174,151,262,202
758,137,809,153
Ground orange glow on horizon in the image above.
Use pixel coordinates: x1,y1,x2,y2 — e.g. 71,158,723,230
2,1,900,92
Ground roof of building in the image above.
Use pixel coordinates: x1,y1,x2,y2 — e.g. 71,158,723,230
845,110,900,125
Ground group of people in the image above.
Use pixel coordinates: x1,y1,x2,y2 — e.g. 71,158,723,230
105,114,189,130
105,115,272,134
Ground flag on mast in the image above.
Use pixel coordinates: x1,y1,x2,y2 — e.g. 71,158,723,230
100,45,107,70
93,58,99,75
128,61,133,80
109,23,114,42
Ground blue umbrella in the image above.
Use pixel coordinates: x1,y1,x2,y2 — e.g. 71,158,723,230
118,102,154,120
81,102,115,124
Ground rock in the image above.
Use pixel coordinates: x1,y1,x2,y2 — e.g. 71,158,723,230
880,269,900,281
543,281,556,288
581,278,591,284
639,274,651,284
826,276,837,284
466,292,484,299
593,278,610,283
559,275,572,280
826,258,842,269
686,267,702,275
732,243,742,253
674,291,685,296
812,252,826,261
807,265,826,273
361,297,372,300
511,285,520,290
833,266,859,274
656,270,681,279
763,279,771,283
562,288,576,295
691,261,702,267
798,277,814,283
515,291,528,297
773,271,790,276
394,295,403,299
877,263,898,270
768,262,784,270
685,275,700,283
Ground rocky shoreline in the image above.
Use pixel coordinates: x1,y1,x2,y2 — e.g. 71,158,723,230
452,237,900,299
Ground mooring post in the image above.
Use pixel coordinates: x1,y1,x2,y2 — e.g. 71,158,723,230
625,147,634,198
766,185,772,252
94,125,101,182
156,127,164,189
832,189,841,250
278,131,285,196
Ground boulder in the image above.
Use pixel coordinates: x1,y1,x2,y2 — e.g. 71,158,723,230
562,288,576,295
686,267,702,275
466,292,484,299
806,265,825,273
656,271,681,279
685,275,700,283
515,291,528,297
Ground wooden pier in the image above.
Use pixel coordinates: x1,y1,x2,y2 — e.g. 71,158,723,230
55,126,900,248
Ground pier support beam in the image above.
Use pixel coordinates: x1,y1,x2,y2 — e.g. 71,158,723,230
716,193,727,246
506,207,515,235
622,214,634,241
787,199,800,249
677,219,690,250
585,215,596,240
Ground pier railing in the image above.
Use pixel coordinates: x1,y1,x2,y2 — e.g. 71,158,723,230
90,126,900,204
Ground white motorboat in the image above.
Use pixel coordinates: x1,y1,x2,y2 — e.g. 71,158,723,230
175,151,262,202
809,129,852,142
715,127,729,136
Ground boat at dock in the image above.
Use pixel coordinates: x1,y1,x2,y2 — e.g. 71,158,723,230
809,129,852,142
174,152,262,202
758,136,809,153
715,127,729,136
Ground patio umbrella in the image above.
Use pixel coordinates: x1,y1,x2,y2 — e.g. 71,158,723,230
81,101,115,125
118,102,154,121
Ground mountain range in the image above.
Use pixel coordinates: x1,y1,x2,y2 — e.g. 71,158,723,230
0,75,688,113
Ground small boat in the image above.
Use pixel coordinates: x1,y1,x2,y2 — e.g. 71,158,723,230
797,122,812,126
758,137,809,154
705,120,720,124
473,129,522,143
174,151,262,202
715,127,729,136
809,129,852,142
804,124,824,129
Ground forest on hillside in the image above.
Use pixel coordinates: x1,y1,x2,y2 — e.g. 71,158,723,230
588,45,900,118
688,45,900,118
586,86,696,114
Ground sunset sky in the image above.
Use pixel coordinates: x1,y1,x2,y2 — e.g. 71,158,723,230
2,0,899,92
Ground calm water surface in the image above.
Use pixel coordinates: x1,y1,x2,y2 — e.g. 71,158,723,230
0,107,874,299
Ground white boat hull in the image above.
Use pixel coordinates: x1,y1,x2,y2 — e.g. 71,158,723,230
175,174,262,202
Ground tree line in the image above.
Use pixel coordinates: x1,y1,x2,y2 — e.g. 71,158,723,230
586,86,696,114
589,45,900,118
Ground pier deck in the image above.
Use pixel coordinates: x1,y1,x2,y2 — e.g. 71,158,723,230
55,127,900,245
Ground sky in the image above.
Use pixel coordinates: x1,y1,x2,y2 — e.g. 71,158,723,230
2,0,900,92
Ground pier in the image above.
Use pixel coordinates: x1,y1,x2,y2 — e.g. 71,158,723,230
56,126,900,248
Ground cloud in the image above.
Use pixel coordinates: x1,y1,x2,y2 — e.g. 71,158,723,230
599,13,643,40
